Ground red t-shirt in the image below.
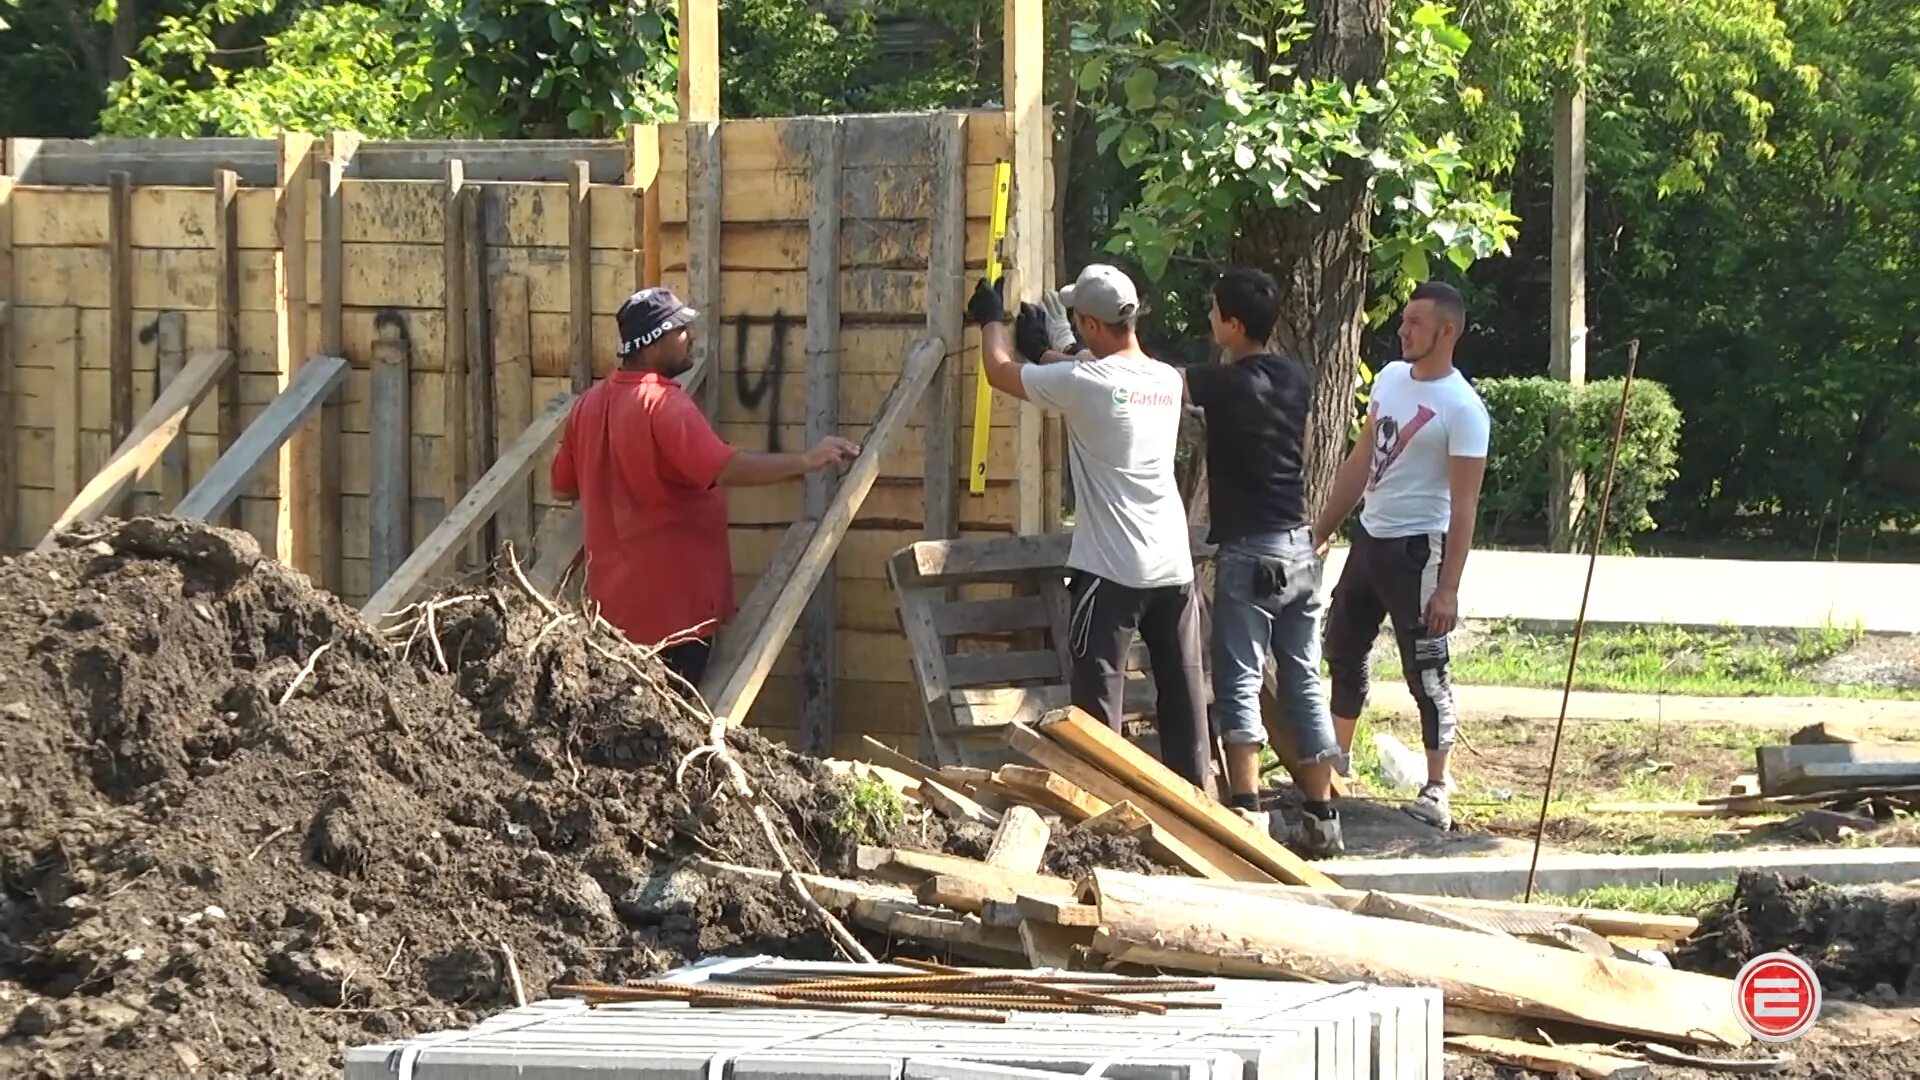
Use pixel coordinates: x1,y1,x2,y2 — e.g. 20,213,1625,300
550,371,739,648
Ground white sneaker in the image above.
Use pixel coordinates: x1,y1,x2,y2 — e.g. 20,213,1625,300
1232,806,1272,838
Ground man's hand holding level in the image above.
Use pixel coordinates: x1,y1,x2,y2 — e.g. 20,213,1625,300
966,276,1012,326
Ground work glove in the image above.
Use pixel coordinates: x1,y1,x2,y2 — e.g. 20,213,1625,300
1013,302,1052,362
966,276,1011,326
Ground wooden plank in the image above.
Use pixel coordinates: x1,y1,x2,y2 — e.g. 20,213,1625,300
211,170,242,527
1445,1037,1650,1080
800,117,844,758
1757,743,1920,796
461,182,496,567
859,735,944,789
627,124,663,286
1003,724,1271,883
1005,0,1047,534
983,805,1050,874
53,307,83,509
359,389,573,620
1037,707,1338,889
107,172,133,456
567,161,592,392
273,134,317,568
491,274,534,559
676,0,719,120
367,327,413,588
991,765,1111,822
1089,869,1750,1048
440,160,470,574
0,177,12,548
153,312,190,506
685,123,721,417
696,336,947,725
932,595,1052,636
176,354,349,522
916,873,1017,914
900,528,1212,586
944,649,1060,688
923,113,967,540
853,846,1074,901
1019,921,1092,970
36,347,237,546
317,138,350,593
920,777,1002,828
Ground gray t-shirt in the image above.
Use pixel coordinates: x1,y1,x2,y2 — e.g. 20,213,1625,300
1021,354,1193,589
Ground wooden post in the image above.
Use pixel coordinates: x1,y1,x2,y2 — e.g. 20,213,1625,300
462,177,496,567
491,275,534,559
567,160,593,392
1548,28,1588,553
107,171,134,455
368,330,413,589
54,308,82,512
0,175,13,550
1004,0,1047,535
923,114,968,542
441,159,470,564
271,134,316,567
155,312,189,507
625,125,663,287
677,0,720,122
685,123,722,418
315,133,353,593
800,117,844,757
212,168,242,527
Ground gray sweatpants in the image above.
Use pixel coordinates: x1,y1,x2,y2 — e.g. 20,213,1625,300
1065,569,1211,788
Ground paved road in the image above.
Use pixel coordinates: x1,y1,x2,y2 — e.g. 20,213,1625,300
1364,681,1920,727
1316,546,1920,633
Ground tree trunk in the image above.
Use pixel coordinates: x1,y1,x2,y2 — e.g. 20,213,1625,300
1230,0,1389,507
110,0,138,82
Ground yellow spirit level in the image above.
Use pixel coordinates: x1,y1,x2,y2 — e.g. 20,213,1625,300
968,159,1014,496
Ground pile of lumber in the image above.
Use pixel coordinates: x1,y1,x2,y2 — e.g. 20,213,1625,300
714,706,1761,1076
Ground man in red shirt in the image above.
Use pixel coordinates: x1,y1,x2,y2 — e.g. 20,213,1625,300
550,287,858,686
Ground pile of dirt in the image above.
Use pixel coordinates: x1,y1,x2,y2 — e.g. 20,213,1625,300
0,518,922,1079
1042,823,1168,879
1676,871,1920,997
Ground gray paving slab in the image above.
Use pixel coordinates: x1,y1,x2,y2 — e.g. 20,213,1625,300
1322,845,1920,899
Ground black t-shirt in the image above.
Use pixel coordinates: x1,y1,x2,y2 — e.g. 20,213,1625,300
1184,351,1312,543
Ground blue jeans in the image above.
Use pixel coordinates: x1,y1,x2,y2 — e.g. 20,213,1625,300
1210,528,1341,764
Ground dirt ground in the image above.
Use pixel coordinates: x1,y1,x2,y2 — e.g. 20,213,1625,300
0,518,990,1079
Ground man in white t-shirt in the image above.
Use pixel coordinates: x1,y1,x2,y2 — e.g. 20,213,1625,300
1310,281,1490,830
964,267,1209,788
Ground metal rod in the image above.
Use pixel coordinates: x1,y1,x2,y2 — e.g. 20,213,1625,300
1524,339,1640,903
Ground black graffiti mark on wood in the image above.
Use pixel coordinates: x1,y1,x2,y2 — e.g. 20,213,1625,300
733,311,793,452
373,309,416,360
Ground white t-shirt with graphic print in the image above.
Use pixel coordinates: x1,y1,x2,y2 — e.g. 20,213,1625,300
1021,354,1193,589
1358,360,1490,539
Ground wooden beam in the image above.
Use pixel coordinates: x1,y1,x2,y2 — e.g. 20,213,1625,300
490,274,534,561
923,113,967,541
1088,869,1750,1048
153,312,190,507
1757,742,1920,796
211,168,242,527
855,845,1073,901
0,176,12,550
983,805,1050,874
685,122,722,417
1548,27,1589,553
272,134,316,567
623,125,659,287
316,134,351,593
676,0,720,122
462,180,495,569
53,308,82,511
1446,1036,1648,1080
368,327,413,589
1037,707,1338,888
441,159,470,568
360,390,575,621
38,347,237,547
1003,0,1046,534
800,117,843,757
107,171,133,457
176,355,349,523
568,160,593,392
696,336,947,725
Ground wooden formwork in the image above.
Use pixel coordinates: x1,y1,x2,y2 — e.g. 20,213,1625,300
0,107,1057,759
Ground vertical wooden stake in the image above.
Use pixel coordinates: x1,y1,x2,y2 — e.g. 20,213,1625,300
676,0,721,122
0,175,14,550
315,134,350,594
368,329,413,589
923,114,968,542
155,312,189,508
685,122,723,419
567,161,593,392
491,274,534,559
54,307,82,511
271,133,316,566
625,125,663,288
800,118,844,757
107,171,134,456
1549,27,1589,553
441,159,470,561
212,168,242,527
1004,0,1047,535
461,178,495,567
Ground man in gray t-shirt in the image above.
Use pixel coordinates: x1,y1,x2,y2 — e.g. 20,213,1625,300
966,266,1209,788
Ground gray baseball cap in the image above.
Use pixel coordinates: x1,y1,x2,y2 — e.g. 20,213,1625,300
1059,264,1140,324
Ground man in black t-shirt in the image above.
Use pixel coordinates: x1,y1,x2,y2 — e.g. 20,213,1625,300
1180,268,1344,857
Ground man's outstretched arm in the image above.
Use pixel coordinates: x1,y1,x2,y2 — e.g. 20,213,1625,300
969,277,1031,402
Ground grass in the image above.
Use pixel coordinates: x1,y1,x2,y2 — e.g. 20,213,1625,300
1537,880,1735,917
1372,620,1920,699
831,775,905,848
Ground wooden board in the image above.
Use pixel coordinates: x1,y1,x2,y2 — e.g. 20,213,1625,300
983,805,1050,874
37,348,236,548
1036,707,1337,889
1445,1036,1651,1080
176,354,348,523
1757,743,1920,796
853,846,1074,901
0,178,13,548
107,172,133,455
800,117,844,757
1088,869,1751,1048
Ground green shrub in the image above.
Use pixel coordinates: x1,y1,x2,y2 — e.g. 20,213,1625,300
1476,376,1683,550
